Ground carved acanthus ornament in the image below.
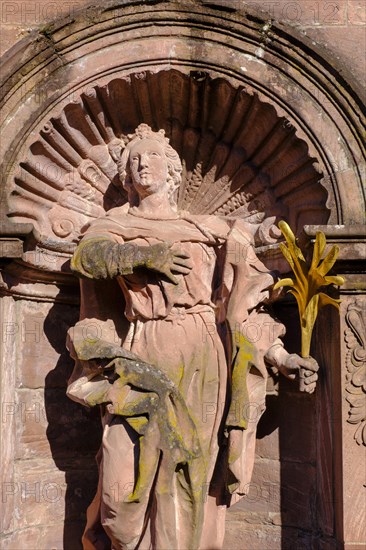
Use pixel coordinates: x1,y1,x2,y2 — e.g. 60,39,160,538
345,299,366,446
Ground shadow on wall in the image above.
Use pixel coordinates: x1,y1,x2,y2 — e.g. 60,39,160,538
274,303,338,549
43,291,102,549
224,302,338,549
275,302,319,550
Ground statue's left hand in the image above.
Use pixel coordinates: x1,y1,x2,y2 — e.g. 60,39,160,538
279,354,319,394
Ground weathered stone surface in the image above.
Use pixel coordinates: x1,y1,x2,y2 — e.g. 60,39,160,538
0,0,365,548
347,0,366,24
2,457,98,537
14,388,50,459
0,238,24,258
0,0,364,95
280,462,317,531
256,392,317,463
223,523,317,550
1,297,19,533
15,388,102,460
1,524,64,550
229,458,281,515
17,302,79,389
224,523,282,550
341,300,366,544
17,316,60,388
229,458,316,530
11,459,66,531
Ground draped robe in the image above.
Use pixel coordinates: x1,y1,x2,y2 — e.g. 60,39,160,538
67,207,285,550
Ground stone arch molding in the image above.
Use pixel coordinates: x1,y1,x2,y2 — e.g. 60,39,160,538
1,0,365,278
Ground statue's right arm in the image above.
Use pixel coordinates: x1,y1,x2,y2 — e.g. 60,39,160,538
70,238,192,283
71,237,139,279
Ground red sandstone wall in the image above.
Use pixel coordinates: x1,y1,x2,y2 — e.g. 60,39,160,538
0,1,364,549
1,297,100,547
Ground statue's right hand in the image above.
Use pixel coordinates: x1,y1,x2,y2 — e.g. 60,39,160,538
139,242,193,284
280,353,319,394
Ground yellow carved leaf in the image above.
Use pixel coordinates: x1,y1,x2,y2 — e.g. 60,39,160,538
324,275,346,286
278,221,305,262
279,242,295,270
273,278,294,290
311,231,326,270
317,292,341,310
301,294,320,357
318,245,340,276
289,288,306,316
278,221,307,288
276,222,344,358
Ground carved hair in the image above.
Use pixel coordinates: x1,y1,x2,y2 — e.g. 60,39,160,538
117,124,182,208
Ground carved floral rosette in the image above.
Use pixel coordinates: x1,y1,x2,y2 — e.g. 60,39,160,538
345,299,366,446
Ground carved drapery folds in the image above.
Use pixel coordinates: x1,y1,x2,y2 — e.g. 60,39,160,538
7,71,328,272
345,299,366,446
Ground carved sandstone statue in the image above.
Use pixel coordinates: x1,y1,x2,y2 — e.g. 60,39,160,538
66,124,319,550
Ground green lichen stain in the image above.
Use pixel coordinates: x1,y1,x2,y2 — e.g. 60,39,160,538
226,331,254,431
70,238,113,279
72,334,204,503
127,434,160,503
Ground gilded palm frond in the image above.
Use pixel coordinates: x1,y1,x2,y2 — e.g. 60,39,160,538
274,221,345,357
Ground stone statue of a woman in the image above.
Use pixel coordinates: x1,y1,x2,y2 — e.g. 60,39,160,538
67,124,318,550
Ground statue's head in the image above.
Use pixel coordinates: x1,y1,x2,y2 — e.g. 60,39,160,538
117,124,182,208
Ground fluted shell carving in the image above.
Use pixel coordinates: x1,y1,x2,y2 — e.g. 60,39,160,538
8,70,328,267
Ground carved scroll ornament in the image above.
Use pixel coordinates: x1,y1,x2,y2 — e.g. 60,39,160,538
345,299,366,446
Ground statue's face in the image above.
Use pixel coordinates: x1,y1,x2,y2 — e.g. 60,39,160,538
129,138,169,197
